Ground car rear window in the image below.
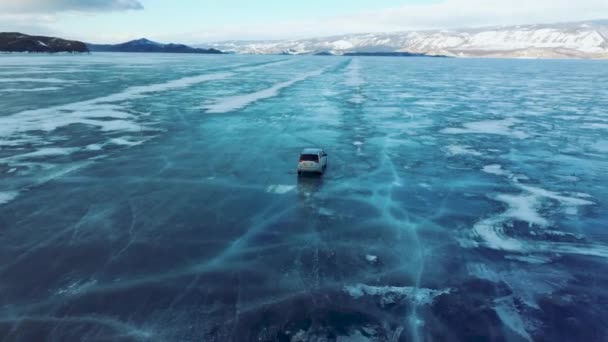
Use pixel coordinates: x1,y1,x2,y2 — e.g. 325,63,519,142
300,154,319,162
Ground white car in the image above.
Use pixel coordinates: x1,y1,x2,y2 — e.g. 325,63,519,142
297,148,328,175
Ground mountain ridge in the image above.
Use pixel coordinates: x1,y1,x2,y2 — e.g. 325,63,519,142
197,20,608,59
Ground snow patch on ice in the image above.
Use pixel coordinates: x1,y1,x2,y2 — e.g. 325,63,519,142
0,87,62,93
505,254,553,264
445,145,482,156
57,279,98,296
0,191,19,205
0,78,75,84
591,140,608,153
472,185,595,252
495,193,548,227
518,184,594,207
1,71,230,138
266,185,295,194
96,73,232,104
109,138,143,147
482,164,509,176
204,69,326,113
365,255,378,263
85,144,103,151
344,284,451,306
582,123,608,130
494,297,534,342
0,72,234,200
441,118,528,139
472,216,525,251
470,163,598,256
233,59,292,72
2,147,79,163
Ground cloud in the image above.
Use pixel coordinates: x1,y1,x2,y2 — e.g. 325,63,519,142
1,0,607,43
0,13,58,36
181,0,608,42
0,0,143,13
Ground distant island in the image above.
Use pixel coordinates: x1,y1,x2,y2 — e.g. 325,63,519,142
0,32,88,53
87,38,223,54
343,52,447,58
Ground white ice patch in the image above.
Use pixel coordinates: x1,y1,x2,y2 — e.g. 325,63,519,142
494,297,534,342
591,140,608,153
92,73,233,104
0,68,87,76
0,191,19,205
545,243,608,259
472,187,594,252
365,255,378,263
441,118,528,139
56,279,98,296
318,207,335,217
582,123,608,130
266,185,295,194
0,78,75,84
518,184,594,207
204,69,326,113
445,145,482,156
556,175,579,182
482,164,507,176
0,72,236,200
0,73,231,139
85,144,103,151
348,94,365,104
470,164,598,256
86,119,142,132
13,147,79,159
472,217,525,251
108,138,143,147
234,59,292,72
344,284,451,306
0,87,62,93
495,193,548,227
344,59,364,87
505,254,553,264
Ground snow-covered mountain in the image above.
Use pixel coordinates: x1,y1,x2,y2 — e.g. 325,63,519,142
199,20,608,59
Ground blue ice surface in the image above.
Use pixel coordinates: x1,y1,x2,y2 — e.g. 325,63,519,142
0,53,607,341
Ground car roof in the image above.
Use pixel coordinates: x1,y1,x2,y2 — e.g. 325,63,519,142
301,148,323,154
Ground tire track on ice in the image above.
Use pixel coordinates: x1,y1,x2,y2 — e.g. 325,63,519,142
203,66,334,113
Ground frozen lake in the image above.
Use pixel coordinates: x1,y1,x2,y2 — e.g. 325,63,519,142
1,53,607,341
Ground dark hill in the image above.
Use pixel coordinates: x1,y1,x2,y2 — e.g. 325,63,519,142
88,38,223,54
0,32,88,53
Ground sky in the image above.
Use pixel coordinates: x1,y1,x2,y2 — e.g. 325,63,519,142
1,0,607,44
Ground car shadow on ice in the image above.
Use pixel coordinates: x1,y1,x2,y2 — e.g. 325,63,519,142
297,173,324,200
